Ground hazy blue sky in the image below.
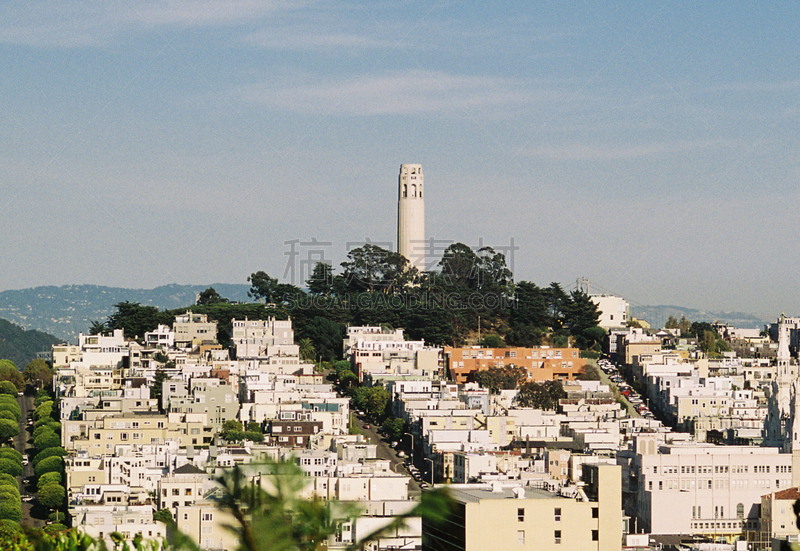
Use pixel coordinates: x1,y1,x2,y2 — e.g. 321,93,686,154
1,1,798,318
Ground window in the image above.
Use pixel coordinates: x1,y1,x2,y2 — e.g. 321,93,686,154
517,531,525,545
518,508,524,522
554,508,561,522
592,507,599,519
737,503,744,519
592,530,599,541
554,530,561,544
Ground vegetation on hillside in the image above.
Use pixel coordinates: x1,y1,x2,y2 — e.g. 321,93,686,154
104,243,603,359
0,319,59,368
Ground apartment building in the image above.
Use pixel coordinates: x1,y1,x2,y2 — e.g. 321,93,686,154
444,346,584,384
620,433,800,539
422,464,622,551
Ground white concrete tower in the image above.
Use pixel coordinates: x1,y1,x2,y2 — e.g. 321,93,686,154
397,164,425,272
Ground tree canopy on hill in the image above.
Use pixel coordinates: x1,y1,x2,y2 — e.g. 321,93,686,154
102,243,604,357
0,318,59,367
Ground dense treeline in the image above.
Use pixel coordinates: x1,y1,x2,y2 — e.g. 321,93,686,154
100,243,602,360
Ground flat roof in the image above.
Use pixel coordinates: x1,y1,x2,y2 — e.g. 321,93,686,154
446,485,558,503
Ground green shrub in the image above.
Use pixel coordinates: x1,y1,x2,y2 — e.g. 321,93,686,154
0,448,21,462
0,484,20,498
42,523,68,534
0,420,19,442
0,404,20,422
0,519,21,534
0,474,16,487
0,459,22,477
0,499,21,522
0,411,16,423
0,382,17,397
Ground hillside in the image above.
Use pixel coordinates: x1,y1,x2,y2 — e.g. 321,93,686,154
0,284,251,341
0,317,60,367
629,304,771,331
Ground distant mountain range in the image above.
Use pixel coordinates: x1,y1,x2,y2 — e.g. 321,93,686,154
629,304,771,331
0,284,774,343
0,284,251,341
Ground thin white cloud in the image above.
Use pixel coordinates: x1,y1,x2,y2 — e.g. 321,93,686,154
0,0,304,47
527,139,729,161
243,26,404,51
238,69,538,115
706,79,800,93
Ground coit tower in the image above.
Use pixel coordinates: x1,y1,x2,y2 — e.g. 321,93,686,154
397,163,425,272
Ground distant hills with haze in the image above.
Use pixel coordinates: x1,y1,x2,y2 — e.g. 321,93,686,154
0,284,773,348
0,284,251,341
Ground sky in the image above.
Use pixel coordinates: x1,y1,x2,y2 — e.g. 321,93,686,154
0,1,798,319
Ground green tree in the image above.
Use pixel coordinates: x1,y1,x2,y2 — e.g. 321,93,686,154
38,482,66,511
575,364,602,381
564,290,602,348
34,456,62,477
0,499,21,522
153,508,174,524
381,417,406,440
337,370,358,391
33,447,67,468
197,287,228,305
34,400,54,421
23,358,53,388
107,301,168,341
0,361,23,391
88,320,107,335
306,262,335,296
0,474,16,487
0,449,21,462
0,420,19,442
37,471,63,490
364,386,391,420
221,420,245,441
297,317,345,361
248,271,279,303
340,244,415,294
0,401,20,421
298,338,316,362
245,422,263,435
479,334,505,348
0,459,22,477
34,429,60,451
0,382,16,397
473,365,527,394
515,380,565,410
665,316,679,329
